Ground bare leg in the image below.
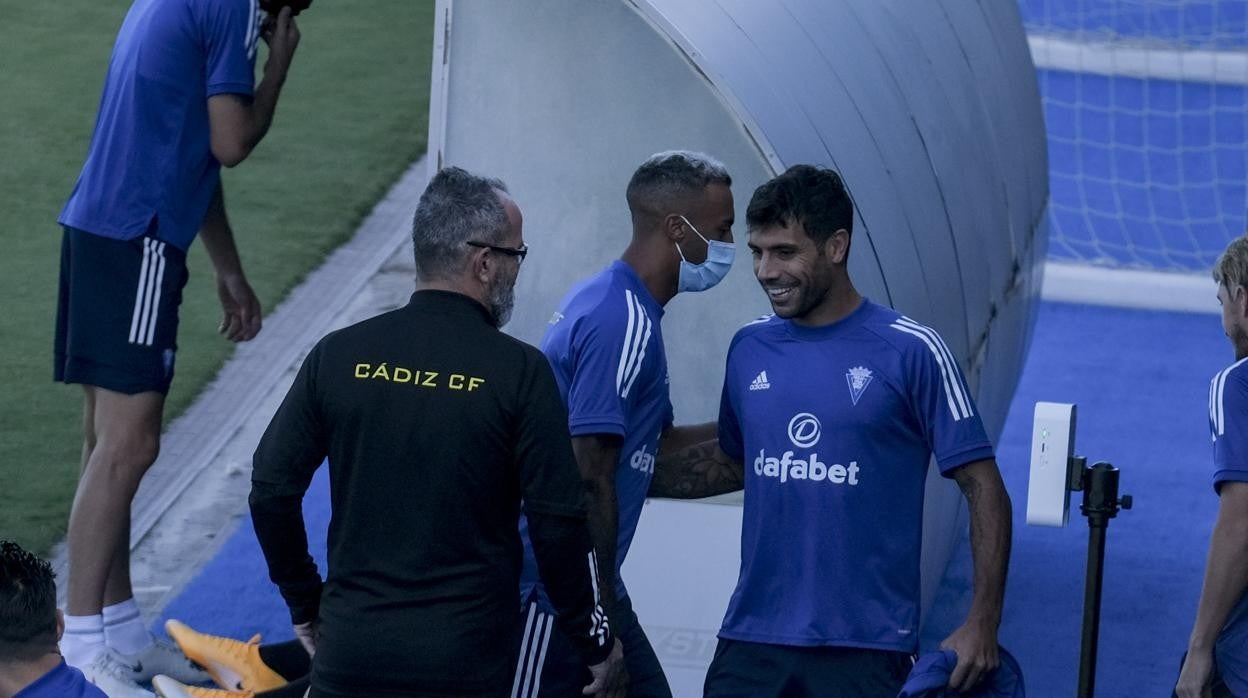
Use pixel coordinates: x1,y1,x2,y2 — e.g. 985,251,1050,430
102,510,136,607
66,387,164,616
76,388,135,608
80,386,97,474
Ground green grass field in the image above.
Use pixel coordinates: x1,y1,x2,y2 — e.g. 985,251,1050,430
0,0,434,555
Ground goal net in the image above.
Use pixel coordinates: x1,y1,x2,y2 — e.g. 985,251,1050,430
1020,0,1248,275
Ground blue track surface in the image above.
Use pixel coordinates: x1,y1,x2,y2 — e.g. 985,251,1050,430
156,468,330,646
921,301,1229,696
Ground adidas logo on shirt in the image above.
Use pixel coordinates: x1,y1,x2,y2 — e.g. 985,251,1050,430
749,371,771,391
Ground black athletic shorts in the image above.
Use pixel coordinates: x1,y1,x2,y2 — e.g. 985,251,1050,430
703,638,914,698
512,593,672,698
54,226,188,395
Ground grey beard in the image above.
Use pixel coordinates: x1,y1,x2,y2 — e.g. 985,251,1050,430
488,277,516,328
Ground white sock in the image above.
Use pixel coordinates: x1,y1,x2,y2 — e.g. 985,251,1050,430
102,598,152,656
61,613,105,669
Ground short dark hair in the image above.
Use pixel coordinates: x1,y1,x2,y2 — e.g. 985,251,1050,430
412,166,510,282
625,150,732,217
0,541,57,661
746,165,854,247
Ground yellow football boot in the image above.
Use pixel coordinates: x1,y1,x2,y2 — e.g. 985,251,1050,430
152,674,253,698
164,619,287,692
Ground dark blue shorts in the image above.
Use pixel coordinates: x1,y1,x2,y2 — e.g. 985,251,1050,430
511,593,672,698
704,638,914,698
54,227,188,395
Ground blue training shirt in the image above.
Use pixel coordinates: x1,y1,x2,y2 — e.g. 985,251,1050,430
59,0,261,251
717,299,994,652
1208,358,1248,696
519,261,674,607
14,660,106,698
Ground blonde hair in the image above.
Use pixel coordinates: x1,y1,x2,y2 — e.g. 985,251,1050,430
1214,235,1248,290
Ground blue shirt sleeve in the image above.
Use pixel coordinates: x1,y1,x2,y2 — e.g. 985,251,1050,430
906,329,994,474
563,309,635,438
717,350,744,462
1213,371,1248,492
201,0,258,98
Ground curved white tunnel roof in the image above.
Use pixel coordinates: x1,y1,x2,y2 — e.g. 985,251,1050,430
432,0,1048,440
628,0,1049,435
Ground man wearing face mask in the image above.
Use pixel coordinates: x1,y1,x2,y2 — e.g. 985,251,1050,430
247,167,624,698
511,151,737,697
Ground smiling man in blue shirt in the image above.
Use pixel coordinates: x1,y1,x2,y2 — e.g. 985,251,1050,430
53,1,300,694
651,165,1013,697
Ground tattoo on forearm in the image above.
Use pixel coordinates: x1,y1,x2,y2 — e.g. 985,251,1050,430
649,442,744,499
956,466,1012,619
959,475,982,507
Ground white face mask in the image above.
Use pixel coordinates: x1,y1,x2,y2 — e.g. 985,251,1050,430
675,215,735,293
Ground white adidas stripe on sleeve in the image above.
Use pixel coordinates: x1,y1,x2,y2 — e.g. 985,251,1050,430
616,290,638,396
622,301,652,399
890,320,968,421
896,317,973,419
1213,358,1248,437
1211,371,1222,439
615,290,652,399
245,0,260,60
587,551,609,644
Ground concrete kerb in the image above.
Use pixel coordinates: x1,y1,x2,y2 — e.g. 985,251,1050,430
51,157,429,612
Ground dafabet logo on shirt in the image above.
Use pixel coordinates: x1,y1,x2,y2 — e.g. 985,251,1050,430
629,445,655,474
753,412,860,486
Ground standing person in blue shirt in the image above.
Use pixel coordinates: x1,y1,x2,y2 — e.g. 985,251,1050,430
511,151,737,697
0,541,107,698
1175,234,1248,698
53,1,301,694
650,165,1014,697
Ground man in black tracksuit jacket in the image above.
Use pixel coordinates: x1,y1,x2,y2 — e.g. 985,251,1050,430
249,167,625,697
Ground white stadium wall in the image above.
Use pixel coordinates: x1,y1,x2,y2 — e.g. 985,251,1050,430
428,0,1047,691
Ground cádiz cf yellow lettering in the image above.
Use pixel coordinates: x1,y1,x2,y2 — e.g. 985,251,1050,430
446,375,488,391
352,363,484,392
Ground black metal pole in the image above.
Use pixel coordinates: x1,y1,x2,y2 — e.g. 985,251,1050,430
1078,517,1108,698
1076,462,1130,698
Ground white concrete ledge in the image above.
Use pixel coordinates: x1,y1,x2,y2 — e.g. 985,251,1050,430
1029,33,1248,85
1041,260,1217,314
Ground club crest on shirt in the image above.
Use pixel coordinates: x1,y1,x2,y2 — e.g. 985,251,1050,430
846,366,873,405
